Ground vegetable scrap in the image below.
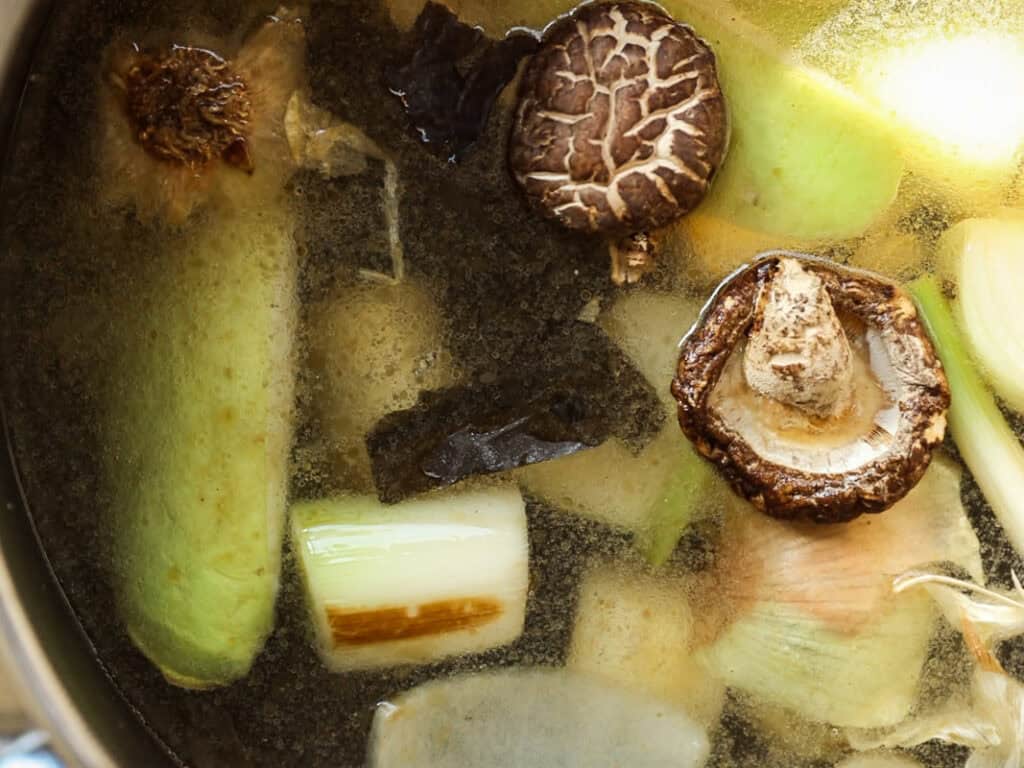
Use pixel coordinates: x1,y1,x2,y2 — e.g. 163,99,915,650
367,322,664,502
385,1,538,160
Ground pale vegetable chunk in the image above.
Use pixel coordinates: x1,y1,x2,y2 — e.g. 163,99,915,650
290,488,528,671
518,292,722,562
105,209,298,688
568,563,726,726
308,280,454,492
695,456,983,727
938,217,1024,413
369,668,710,768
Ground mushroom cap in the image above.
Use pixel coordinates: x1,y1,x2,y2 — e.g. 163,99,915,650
509,1,728,236
671,253,951,523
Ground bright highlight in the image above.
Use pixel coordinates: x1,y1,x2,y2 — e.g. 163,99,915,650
862,34,1024,166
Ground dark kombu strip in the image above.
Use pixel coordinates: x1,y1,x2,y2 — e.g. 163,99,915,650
385,1,538,159
367,322,665,502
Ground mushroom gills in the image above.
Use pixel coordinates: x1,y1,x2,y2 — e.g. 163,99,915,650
673,253,949,521
714,318,897,475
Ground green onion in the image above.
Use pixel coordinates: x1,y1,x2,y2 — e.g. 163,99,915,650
909,275,1024,558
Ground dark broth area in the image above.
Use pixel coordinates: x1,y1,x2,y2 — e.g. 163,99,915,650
2,1,1024,767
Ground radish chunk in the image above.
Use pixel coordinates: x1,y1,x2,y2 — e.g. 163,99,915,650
290,488,528,671
369,668,710,768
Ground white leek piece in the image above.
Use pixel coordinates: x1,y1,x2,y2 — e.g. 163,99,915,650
568,563,726,726
369,668,710,768
290,488,528,671
910,276,1024,561
938,217,1024,413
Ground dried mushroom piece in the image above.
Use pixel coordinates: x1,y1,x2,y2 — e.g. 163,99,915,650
672,253,950,523
509,1,728,284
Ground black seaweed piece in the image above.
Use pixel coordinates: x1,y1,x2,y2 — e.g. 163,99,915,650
384,1,538,160
367,322,665,502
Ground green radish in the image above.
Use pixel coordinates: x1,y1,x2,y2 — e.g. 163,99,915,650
104,209,298,688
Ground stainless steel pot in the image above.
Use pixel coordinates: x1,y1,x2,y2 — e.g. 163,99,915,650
0,2,171,765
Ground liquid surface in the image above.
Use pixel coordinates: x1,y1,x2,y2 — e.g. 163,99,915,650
2,1,1024,767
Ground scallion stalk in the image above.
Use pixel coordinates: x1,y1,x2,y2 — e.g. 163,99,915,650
909,275,1024,558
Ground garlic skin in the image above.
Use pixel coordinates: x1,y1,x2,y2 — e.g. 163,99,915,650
743,257,855,418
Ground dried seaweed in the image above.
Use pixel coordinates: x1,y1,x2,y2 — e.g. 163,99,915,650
367,322,665,502
384,2,537,160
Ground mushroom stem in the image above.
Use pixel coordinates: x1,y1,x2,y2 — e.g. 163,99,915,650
609,233,656,286
742,257,854,418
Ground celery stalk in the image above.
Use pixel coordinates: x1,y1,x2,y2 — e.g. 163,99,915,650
909,275,1024,559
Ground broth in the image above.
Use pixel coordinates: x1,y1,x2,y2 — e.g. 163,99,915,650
2,1,1023,767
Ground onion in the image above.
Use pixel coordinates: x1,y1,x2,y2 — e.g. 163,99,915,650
693,456,983,728
938,216,1024,413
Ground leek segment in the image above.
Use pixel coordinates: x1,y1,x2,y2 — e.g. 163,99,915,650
105,209,297,688
290,488,528,671
910,275,1024,560
938,217,1024,413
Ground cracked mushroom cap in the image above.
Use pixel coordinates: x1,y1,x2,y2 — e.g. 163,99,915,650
509,1,728,235
671,253,950,523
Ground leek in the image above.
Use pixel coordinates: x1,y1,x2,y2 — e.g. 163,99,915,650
369,668,710,768
909,275,1024,560
290,487,528,672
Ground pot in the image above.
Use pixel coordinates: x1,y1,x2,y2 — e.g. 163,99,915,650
0,2,171,765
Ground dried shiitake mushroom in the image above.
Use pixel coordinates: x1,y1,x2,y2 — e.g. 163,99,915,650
672,253,950,523
509,1,729,284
